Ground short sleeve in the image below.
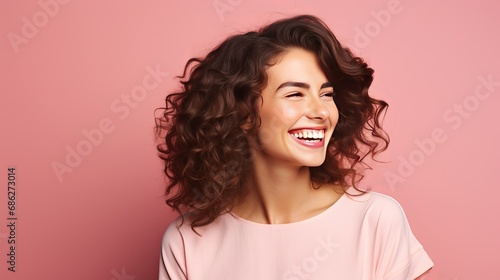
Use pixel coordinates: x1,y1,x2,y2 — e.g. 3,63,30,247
159,219,188,280
374,196,434,280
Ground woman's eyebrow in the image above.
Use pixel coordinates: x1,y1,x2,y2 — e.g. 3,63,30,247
276,81,309,91
276,82,333,91
321,82,333,89
276,81,333,91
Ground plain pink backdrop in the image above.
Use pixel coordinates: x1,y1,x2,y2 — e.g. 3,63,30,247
1,0,499,279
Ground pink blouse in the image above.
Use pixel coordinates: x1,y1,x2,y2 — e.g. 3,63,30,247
159,191,434,279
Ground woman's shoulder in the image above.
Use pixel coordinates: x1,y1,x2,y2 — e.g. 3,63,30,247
161,215,186,249
366,190,405,210
343,189,410,226
352,191,434,279
162,211,231,245
163,212,199,238
346,188,403,207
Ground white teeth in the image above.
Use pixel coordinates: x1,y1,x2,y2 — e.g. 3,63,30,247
290,130,325,139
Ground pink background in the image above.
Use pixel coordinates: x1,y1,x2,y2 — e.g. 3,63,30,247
1,0,499,279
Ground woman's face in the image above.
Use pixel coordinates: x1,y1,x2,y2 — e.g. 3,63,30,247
254,48,339,167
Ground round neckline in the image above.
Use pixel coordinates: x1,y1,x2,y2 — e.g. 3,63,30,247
228,190,348,228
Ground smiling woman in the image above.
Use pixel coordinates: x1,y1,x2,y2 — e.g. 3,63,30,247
155,15,433,279
254,48,338,169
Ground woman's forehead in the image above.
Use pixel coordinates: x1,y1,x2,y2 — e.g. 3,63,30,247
265,48,329,87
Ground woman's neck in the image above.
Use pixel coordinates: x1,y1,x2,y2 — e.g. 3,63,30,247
233,156,344,224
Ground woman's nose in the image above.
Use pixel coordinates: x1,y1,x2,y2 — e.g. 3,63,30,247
306,97,329,120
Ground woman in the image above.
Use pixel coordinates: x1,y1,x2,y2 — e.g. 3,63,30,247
156,15,433,279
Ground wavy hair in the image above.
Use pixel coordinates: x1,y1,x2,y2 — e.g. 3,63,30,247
155,15,389,230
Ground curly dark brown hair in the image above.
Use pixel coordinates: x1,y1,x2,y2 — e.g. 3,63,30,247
155,14,389,230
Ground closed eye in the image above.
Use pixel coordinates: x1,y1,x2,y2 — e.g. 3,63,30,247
285,92,303,98
321,91,335,98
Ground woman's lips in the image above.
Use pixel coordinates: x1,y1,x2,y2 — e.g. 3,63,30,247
288,129,325,148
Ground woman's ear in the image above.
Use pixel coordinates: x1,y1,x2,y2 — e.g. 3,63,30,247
241,114,256,132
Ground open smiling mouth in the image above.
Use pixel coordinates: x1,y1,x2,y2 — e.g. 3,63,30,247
288,129,325,147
